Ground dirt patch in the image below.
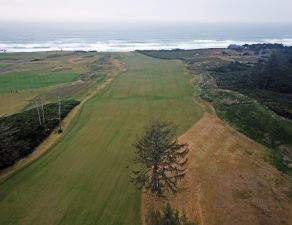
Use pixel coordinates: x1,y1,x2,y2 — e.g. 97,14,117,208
142,113,292,225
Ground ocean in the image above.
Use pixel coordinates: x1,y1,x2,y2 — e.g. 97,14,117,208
0,22,292,52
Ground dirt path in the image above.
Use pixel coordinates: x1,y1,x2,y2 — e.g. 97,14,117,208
0,59,122,183
142,113,292,225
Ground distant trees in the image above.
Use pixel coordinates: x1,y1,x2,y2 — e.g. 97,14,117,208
132,119,188,196
211,48,292,94
146,203,197,225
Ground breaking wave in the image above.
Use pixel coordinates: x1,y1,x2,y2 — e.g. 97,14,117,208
1,38,292,52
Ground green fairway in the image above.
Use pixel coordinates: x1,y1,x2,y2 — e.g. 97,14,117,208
0,53,203,225
0,64,9,68
0,71,80,93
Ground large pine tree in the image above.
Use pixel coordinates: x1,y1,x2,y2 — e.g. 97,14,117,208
132,119,188,195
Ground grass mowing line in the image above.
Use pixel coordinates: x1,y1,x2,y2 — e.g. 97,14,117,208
0,53,203,225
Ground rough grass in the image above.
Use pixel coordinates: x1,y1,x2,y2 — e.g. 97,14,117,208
0,53,203,225
202,89,292,173
0,90,42,115
143,113,292,225
209,91,292,147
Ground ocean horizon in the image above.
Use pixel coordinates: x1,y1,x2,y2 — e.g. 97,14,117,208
1,22,292,52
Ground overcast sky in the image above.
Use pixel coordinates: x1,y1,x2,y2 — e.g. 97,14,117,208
1,0,292,23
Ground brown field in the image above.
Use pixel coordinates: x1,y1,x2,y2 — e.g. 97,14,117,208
142,113,292,225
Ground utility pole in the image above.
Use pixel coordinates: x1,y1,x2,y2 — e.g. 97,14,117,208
58,97,62,133
40,99,45,126
35,101,42,126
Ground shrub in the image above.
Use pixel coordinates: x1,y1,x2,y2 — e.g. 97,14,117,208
146,203,197,225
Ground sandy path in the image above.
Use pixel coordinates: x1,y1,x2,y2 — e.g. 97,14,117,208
142,113,292,225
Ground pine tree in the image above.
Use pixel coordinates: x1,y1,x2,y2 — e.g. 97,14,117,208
132,119,188,195
145,203,197,225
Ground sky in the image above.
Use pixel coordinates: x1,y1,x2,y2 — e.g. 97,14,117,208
1,0,292,24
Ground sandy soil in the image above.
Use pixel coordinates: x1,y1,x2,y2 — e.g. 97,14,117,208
142,113,292,225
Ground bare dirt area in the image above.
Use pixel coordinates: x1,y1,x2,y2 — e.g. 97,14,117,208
142,113,292,225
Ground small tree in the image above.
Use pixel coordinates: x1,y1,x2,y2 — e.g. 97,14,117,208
146,203,197,225
132,119,188,195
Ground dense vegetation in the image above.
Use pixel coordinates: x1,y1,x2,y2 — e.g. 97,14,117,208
146,204,197,225
0,99,79,169
80,53,112,81
136,49,208,60
210,48,292,119
242,43,286,52
201,89,292,173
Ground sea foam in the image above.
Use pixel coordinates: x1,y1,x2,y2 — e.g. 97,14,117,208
1,39,292,52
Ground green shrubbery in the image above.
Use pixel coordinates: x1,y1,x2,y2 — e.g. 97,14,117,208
146,204,197,225
201,89,292,174
210,48,292,119
80,53,112,81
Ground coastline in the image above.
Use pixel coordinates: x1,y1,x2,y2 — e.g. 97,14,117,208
1,39,292,53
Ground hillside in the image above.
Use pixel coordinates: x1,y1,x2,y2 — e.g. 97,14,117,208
138,48,292,172
139,48,292,225
143,112,292,225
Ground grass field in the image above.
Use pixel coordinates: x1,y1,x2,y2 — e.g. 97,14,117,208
0,64,9,68
0,51,106,115
0,71,80,93
0,90,44,115
0,53,203,225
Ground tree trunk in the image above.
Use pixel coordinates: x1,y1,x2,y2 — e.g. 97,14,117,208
151,164,159,193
